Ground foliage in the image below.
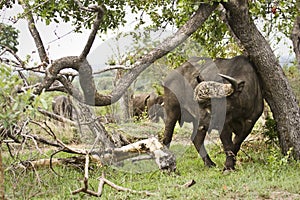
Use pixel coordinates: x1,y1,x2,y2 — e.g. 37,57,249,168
0,65,44,140
266,145,293,175
262,116,278,143
0,23,19,52
250,0,299,38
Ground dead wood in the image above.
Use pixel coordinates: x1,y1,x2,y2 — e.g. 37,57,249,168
13,137,176,172
180,180,196,188
37,108,76,125
71,153,157,197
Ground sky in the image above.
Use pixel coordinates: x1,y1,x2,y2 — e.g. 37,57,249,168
0,4,295,68
1,4,108,63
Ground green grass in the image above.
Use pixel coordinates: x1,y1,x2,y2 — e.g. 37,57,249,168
3,139,300,200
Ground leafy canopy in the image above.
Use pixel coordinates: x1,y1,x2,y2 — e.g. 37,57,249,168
0,23,19,52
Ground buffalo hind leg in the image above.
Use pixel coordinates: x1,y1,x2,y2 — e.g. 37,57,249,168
220,125,236,170
192,126,216,167
233,121,256,156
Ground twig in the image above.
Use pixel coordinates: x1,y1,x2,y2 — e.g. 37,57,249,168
99,175,156,196
179,179,196,188
20,133,43,154
0,45,22,62
50,150,64,177
92,65,134,75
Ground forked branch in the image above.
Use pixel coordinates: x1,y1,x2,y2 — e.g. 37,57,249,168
71,154,157,197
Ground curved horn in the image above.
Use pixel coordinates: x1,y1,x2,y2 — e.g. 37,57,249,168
218,74,238,92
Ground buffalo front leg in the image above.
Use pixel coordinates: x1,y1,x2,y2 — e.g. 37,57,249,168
191,126,216,167
220,125,236,170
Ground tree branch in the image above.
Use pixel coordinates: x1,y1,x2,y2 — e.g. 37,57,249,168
22,3,49,64
34,3,217,107
79,4,105,59
72,155,157,197
93,65,133,75
110,3,218,103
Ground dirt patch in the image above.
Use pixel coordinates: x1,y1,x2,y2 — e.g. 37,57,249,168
263,190,300,200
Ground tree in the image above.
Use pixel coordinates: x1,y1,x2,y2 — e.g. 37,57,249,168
1,0,300,198
222,0,300,159
1,0,300,172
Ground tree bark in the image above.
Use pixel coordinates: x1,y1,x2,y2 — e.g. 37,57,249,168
223,0,300,159
22,7,49,64
115,70,132,122
291,15,300,71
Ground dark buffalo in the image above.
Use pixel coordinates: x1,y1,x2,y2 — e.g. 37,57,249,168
52,95,73,120
132,92,164,122
162,55,263,170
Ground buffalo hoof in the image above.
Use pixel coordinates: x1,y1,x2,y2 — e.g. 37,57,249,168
224,151,236,171
203,158,216,168
223,164,235,171
223,168,234,175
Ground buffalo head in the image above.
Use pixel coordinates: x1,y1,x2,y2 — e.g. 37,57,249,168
132,92,164,122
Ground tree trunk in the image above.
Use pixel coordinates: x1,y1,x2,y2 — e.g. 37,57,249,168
291,15,300,71
223,0,300,159
115,70,132,122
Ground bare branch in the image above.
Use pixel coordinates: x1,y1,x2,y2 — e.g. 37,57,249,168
74,0,103,13
72,155,156,197
21,3,49,64
92,65,133,75
0,45,24,65
80,5,105,59
37,108,77,125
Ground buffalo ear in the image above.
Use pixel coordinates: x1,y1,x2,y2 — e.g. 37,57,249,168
196,75,203,83
236,80,245,92
144,94,151,105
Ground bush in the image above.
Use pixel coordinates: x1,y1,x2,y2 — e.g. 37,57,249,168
0,64,44,140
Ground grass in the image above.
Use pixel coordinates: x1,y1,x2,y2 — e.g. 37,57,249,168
3,121,300,199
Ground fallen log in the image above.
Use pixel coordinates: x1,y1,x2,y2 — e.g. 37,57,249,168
95,137,176,171
10,137,176,172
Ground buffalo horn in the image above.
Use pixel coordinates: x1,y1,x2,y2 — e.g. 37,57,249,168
218,74,238,92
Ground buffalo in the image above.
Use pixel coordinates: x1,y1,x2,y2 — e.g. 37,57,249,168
52,95,73,120
132,92,164,122
162,55,263,170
